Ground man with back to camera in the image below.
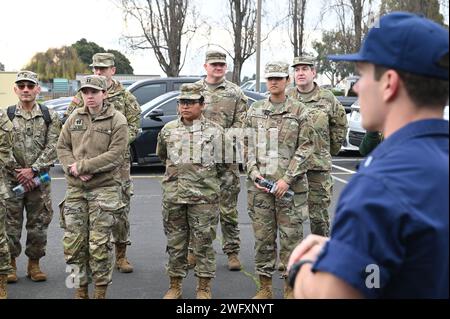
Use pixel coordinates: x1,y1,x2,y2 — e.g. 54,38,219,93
287,12,449,298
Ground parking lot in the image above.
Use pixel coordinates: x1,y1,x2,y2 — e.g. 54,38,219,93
7,152,363,299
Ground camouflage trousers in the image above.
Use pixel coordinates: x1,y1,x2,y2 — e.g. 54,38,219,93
248,189,307,278
60,186,123,287
111,161,133,245
0,201,11,275
163,201,218,278
5,181,53,260
307,170,333,237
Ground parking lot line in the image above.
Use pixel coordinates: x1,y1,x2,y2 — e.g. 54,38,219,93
332,175,349,184
332,164,357,174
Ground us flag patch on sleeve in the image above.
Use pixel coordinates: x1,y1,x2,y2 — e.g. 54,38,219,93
72,96,81,105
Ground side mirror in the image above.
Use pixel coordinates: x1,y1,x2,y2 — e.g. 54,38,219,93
149,109,164,118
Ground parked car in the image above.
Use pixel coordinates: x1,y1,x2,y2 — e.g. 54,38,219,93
240,80,268,93
341,100,450,152
119,80,137,89
127,77,202,106
131,89,267,166
42,96,73,121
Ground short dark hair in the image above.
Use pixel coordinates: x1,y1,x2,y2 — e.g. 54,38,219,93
374,65,449,108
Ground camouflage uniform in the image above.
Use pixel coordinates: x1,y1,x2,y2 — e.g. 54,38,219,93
287,56,348,236
64,55,141,247
57,76,129,287
246,62,316,279
194,52,247,257
5,75,61,260
0,111,13,276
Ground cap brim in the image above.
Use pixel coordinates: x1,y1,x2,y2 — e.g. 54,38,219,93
15,78,38,84
79,84,104,91
179,94,202,100
327,53,366,62
89,63,114,67
291,62,314,67
264,72,288,78
206,59,226,64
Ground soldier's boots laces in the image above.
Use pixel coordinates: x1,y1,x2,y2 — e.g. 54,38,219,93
0,274,7,299
283,279,294,299
75,285,89,299
115,244,134,273
7,258,17,283
253,275,273,299
94,285,108,299
187,251,196,269
27,259,47,282
227,253,242,271
196,277,212,299
163,277,183,299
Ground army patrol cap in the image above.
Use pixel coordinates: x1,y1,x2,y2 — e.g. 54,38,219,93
205,50,227,64
291,55,315,67
90,53,115,67
15,70,39,84
179,83,204,100
264,61,289,78
78,75,108,92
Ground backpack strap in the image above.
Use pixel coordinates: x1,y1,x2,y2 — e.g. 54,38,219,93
7,105,16,121
6,104,52,127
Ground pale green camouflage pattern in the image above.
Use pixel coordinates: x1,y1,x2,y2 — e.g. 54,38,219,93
162,202,218,278
307,171,332,236
61,186,123,286
111,162,132,245
15,70,38,84
291,55,315,67
264,61,289,78
79,75,107,91
179,82,203,100
0,111,12,275
195,79,247,254
5,182,53,259
7,102,61,171
90,53,115,67
205,50,227,64
157,116,228,204
245,96,315,277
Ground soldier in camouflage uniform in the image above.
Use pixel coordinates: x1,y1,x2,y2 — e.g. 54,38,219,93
246,62,316,299
286,56,348,237
157,83,230,299
188,50,247,271
0,111,13,299
64,53,141,273
57,75,128,299
4,71,61,284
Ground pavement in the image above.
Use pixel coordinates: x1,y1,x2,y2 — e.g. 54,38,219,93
6,151,363,299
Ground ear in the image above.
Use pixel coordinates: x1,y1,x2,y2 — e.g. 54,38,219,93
111,67,117,76
382,70,400,103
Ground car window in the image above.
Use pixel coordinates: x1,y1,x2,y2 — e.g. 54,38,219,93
173,81,196,91
157,97,179,116
132,83,167,105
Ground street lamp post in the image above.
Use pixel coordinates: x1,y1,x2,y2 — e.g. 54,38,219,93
256,0,262,92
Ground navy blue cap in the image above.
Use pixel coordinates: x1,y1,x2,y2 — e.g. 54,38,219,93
328,12,449,80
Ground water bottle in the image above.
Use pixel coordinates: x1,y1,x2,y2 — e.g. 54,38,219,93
255,177,294,201
12,173,51,197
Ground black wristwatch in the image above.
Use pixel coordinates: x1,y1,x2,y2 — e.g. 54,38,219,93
288,259,314,288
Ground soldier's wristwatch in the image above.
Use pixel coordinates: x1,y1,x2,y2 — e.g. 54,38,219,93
288,259,314,289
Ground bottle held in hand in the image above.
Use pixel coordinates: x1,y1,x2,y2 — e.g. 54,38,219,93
255,177,294,200
12,172,51,197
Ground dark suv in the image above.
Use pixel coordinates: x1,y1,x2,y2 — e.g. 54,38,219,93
127,76,202,106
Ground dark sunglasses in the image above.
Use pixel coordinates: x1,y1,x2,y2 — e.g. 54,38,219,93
178,99,200,106
16,83,36,90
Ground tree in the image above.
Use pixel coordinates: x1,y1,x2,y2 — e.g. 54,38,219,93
289,0,308,57
0,62,4,71
119,0,198,76
379,0,445,25
24,47,88,81
72,38,134,74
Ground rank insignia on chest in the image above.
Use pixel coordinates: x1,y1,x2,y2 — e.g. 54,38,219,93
74,119,83,129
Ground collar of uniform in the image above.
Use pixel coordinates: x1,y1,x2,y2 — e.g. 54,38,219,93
177,114,207,132
371,119,449,159
203,78,226,90
266,96,290,115
79,103,115,120
16,102,41,117
296,82,320,102
107,78,125,97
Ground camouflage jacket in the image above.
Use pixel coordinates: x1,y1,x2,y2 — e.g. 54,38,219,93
65,78,141,146
195,79,247,129
6,102,61,176
286,83,348,170
0,111,13,199
57,103,128,190
156,116,230,204
245,97,316,193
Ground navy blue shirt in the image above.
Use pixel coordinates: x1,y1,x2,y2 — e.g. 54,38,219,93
313,119,449,298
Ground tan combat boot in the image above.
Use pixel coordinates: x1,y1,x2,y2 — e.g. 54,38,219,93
7,258,17,283
187,251,196,269
278,262,286,272
115,244,134,273
27,259,47,282
163,277,183,299
196,277,212,299
253,275,273,299
283,279,294,299
227,253,242,271
74,285,89,299
0,274,7,299
94,285,108,299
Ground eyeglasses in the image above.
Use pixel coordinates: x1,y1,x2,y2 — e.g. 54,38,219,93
16,83,36,90
178,100,200,106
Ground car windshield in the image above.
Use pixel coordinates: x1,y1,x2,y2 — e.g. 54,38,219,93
140,91,178,114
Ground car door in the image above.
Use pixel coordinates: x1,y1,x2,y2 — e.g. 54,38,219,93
131,82,168,106
133,96,179,165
